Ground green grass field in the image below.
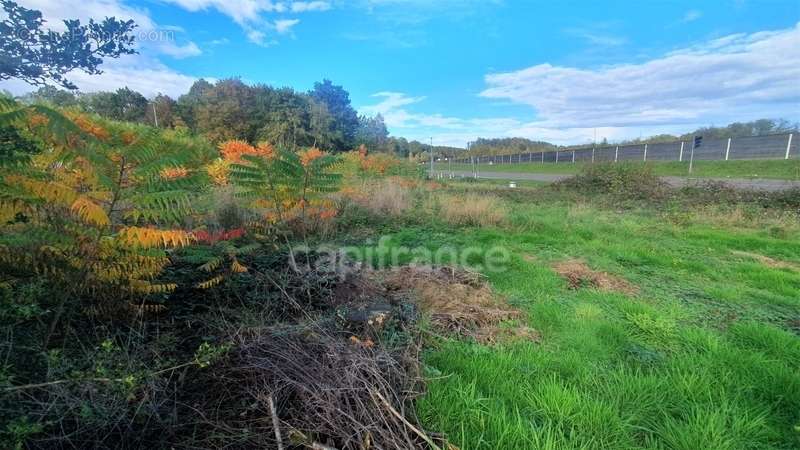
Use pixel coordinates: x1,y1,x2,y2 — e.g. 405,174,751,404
448,159,800,180
361,181,800,449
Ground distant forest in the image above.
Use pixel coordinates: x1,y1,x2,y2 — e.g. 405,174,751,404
464,119,799,157
13,83,797,160
13,80,447,160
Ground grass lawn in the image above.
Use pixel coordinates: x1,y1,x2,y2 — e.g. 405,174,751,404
448,159,800,180
361,181,800,449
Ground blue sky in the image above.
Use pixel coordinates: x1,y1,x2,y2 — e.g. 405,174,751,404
3,0,800,146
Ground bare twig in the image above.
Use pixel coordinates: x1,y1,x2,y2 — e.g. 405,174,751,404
268,394,285,450
372,389,442,450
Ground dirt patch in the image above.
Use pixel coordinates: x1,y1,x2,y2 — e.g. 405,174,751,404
731,250,800,271
376,266,539,345
552,259,639,295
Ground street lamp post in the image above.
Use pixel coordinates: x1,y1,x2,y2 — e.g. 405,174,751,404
429,137,434,178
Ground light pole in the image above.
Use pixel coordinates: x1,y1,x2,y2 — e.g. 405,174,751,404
429,137,434,178
151,101,158,127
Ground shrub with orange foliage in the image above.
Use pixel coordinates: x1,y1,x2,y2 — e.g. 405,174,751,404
220,140,255,163
220,140,276,163
361,153,398,175
299,147,325,167
66,113,110,141
255,141,276,159
228,146,342,237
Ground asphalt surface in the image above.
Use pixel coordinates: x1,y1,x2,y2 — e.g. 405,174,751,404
435,170,800,192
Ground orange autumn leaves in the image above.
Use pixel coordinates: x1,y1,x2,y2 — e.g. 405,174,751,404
66,112,110,141
357,144,397,175
210,140,330,186
212,140,338,227
299,147,324,167
208,140,278,185
160,166,190,180
219,140,275,163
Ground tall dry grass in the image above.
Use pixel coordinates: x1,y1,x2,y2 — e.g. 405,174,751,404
435,193,508,227
339,179,413,217
365,181,412,216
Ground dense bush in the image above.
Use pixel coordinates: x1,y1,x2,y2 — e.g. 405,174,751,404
555,163,669,200
679,181,800,212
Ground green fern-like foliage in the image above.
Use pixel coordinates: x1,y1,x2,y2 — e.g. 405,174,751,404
229,146,341,228
0,98,214,311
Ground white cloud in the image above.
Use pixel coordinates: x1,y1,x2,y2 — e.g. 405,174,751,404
274,18,300,34
156,42,203,58
681,9,703,23
162,0,331,45
20,0,155,30
362,24,800,147
291,1,331,12
564,27,627,47
0,54,204,98
20,0,203,59
480,23,800,130
362,92,426,116
161,0,284,24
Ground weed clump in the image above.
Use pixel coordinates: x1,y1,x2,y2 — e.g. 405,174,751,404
555,163,668,200
552,259,639,295
680,181,800,212
435,193,509,227
344,179,413,217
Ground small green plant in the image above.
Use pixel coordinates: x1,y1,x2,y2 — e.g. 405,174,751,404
2,416,43,450
193,342,231,368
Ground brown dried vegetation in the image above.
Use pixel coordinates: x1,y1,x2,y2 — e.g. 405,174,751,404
377,266,539,345
552,259,639,295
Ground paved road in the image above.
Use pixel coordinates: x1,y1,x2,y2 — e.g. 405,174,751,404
435,170,800,192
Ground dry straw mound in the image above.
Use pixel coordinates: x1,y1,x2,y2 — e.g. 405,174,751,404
203,326,435,450
552,259,639,296
379,266,539,344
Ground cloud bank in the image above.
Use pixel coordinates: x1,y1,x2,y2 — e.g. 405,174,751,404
481,23,800,129
363,23,800,147
161,0,331,45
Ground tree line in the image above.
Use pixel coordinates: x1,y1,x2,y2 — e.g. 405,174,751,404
461,119,800,157
16,81,450,160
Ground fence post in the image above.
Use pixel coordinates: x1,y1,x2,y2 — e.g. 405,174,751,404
556,151,559,164
725,138,731,161
591,147,595,163
786,133,794,160
643,144,648,161
614,146,618,163
572,150,575,163
679,141,684,162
